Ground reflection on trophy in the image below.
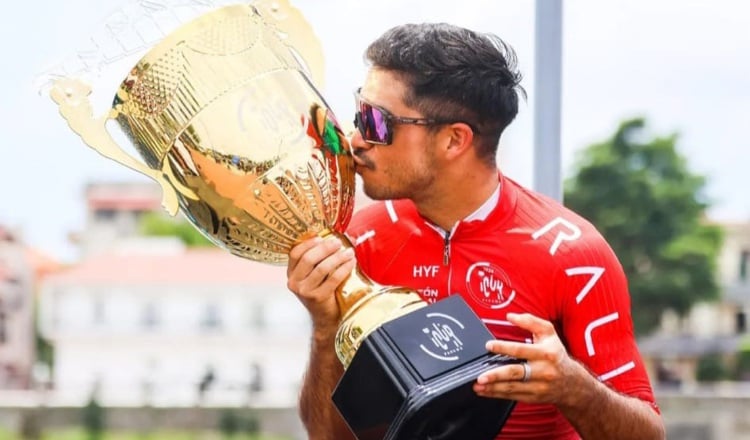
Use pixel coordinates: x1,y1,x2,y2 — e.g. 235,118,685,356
46,2,518,439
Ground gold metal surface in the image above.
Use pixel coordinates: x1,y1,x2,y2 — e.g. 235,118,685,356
49,2,425,368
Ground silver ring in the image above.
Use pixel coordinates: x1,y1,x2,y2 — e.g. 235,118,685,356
521,362,531,382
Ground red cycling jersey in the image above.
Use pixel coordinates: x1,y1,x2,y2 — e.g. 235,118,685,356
345,173,658,439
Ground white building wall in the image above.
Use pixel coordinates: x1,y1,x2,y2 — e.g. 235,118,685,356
0,234,35,389
39,277,311,407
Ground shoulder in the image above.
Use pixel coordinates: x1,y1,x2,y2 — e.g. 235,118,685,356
507,178,620,268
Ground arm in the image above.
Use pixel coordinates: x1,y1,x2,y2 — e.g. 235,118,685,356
556,355,664,440
475,313,664,440
298,321,353,439
287,236,357,440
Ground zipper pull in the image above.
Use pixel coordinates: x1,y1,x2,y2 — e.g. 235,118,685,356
443,231,451,266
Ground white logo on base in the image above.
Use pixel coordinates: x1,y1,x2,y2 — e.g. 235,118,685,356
419,312,465,361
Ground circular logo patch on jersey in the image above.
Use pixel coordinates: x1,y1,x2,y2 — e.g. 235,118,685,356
466,262,516,309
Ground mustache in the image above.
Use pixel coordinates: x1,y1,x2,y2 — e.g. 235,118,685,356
353,149,375,170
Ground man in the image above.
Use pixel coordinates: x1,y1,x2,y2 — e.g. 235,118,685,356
286,23,665,439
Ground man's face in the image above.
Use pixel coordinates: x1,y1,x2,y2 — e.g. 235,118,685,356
351,68,440,202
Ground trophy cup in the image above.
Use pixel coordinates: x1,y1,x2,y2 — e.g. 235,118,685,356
43,2,519,438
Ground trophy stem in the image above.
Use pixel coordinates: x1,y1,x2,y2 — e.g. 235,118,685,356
322,231,427,368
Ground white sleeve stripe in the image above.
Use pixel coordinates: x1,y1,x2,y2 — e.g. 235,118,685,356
385,200,399,223
598,361,636,382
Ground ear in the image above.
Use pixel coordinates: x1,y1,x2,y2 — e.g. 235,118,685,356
442,122,476,160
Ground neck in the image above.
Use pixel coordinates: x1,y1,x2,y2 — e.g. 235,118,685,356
414,164,499,231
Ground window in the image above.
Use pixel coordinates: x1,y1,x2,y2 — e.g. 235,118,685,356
248,303,265,331
249,362,263,393
200,303,222,330
92,298,106,326
740,250,749,281
736,311,747,334
94,209,117,221
141,302,160,330
0,309,6,344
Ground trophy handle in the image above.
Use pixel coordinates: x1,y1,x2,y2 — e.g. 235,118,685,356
254,0,326,89
49,77,192,216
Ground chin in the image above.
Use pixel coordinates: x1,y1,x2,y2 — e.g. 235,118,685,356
365,187,411,202
362,182,393,201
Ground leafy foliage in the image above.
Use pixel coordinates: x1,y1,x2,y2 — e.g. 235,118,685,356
735,336,750,380
82,397,105,440
139,212,213,247
564,118,723,334
696,354,730,382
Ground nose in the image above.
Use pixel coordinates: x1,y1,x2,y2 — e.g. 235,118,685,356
349,125,373,151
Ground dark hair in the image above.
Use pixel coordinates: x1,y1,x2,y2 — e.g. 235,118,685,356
365,23,526,164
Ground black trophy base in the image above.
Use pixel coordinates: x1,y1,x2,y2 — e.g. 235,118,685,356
332,295,519,440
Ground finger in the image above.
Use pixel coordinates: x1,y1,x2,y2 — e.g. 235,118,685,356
308,247,355,290
506,313,557,339
476,363,528,385
485,339,538,361
473,380,539,401
290,237,345,280
288,236,323,273
319,254,357,292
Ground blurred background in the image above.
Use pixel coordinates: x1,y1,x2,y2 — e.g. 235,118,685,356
0,0,748,439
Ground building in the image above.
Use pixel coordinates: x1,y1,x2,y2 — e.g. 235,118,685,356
0,227,36,389
72,182,163,258
639,219,750,385
720,221,750,330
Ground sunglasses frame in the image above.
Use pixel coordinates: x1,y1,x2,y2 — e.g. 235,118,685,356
354,89,479,145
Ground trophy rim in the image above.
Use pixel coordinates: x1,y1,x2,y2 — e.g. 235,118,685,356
116,3,268,92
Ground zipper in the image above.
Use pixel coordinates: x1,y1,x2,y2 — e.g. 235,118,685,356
444,228,454,297
442,230,451,266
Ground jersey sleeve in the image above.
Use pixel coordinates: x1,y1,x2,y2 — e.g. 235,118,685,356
554,233,659,411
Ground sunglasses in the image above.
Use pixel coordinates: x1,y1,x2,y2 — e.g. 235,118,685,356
353,88,479,145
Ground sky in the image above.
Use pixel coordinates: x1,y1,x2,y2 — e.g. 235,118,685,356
1,0,748,262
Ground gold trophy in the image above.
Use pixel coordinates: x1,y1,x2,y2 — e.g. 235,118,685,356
46,1,424,367
45,2,517,438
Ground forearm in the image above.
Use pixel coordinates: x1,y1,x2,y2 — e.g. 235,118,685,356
299,325,354,440
559,362,665,440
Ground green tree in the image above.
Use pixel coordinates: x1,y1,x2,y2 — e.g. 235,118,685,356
734,336,750,381
219,409,239,438
82,396,105,440
139,212,213,247
696,354,730,382
564,118,723,334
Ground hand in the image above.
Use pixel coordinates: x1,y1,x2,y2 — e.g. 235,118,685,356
287,236,357,330
473,313,588,407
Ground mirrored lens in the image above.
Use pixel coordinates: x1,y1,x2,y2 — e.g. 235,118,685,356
358,101,389,144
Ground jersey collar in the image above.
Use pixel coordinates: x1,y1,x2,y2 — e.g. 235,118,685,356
464,182,501,222
425,174,504,236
